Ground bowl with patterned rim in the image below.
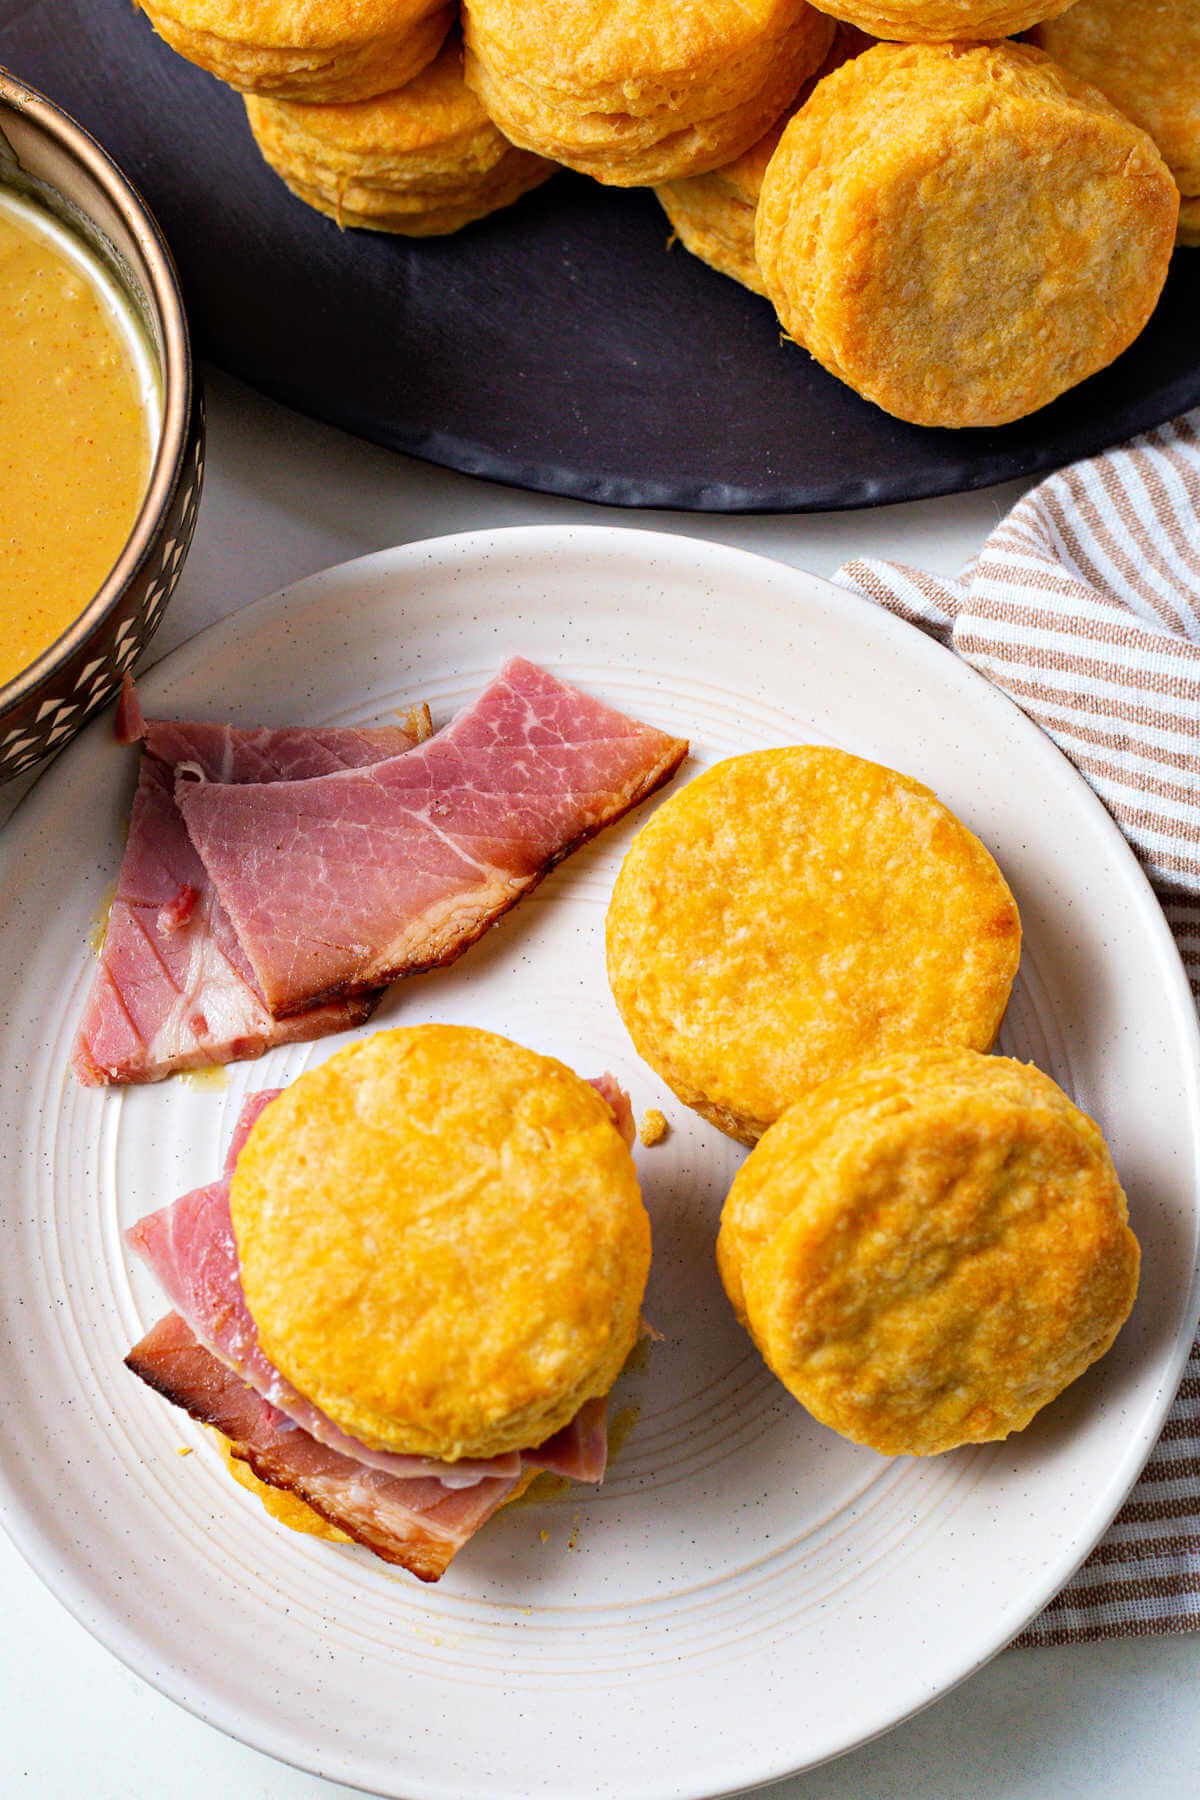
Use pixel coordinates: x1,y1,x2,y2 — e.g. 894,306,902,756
0,68,203,782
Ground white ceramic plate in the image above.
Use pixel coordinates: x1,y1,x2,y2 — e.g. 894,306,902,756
1,527,1197,1799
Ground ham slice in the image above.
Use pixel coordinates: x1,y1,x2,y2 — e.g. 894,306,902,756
126,1314,519,1579
73,697,422,1086
175,657,688,1017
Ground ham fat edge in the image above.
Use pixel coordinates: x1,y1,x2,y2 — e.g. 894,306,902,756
125,1084,632,1576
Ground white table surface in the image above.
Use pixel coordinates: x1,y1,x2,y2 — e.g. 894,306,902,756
4,366,1199,1798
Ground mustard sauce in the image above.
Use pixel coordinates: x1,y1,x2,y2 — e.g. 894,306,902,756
0,190,157,688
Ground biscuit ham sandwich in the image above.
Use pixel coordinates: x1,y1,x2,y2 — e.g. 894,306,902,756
124,1026,651,1577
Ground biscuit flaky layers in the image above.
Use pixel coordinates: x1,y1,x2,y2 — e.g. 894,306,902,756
230,1027,650,1462
808,0,1075,39
755,42,1179,428
655,26,874,294
462,0,835,185
606,747,1020,1146
718,1050,1140,1456
1032,0,1200,212
245,34,557,235
140,0,456,102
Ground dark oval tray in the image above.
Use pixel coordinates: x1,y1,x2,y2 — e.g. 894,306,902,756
5,0,1197,512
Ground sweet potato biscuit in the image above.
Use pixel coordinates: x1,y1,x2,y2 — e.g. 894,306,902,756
139,0,456,103
811,0,1076,39
230,1026,650,1463
655,26,873,294
461,0,835,186
755,41,1179,427
1032,0,1200,208
605,747,1021,1146
717,1050,1139,1456
245,35,557,236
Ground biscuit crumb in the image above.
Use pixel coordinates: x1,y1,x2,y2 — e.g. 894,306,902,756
175,1445,193,1457
398,701,434,742
539,1529,549,1544
638,1107,668,1147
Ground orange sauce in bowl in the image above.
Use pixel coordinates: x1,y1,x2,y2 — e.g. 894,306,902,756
0,189,158,688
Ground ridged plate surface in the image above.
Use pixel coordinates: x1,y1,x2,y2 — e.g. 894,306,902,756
0,527,1197,1797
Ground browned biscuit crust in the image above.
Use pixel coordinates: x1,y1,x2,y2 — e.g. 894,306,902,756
245,33,557,235
140,0,455,102
654,25,874,293
756,41,1179,427
718,1050,1139,1456
811,0,1076,40
1032,0,1200,199
462,0,835,185
606,747,1021,1145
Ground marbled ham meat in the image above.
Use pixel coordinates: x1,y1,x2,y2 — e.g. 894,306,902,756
126,1314,518,1578
73,694,423,1085
175,658,689,1017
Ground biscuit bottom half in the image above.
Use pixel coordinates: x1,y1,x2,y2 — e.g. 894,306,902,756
717,1049,1140,1457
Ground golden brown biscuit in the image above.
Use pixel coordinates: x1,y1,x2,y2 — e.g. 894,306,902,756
812,0,1075,39
655,26,874,294
461,0,836,186
605,747,1021,1146
230,1026,650,1462
245,34,557,236
139,0,456,103
755,41,1179,427
717,1050,1139,1456
1031,1,1200,203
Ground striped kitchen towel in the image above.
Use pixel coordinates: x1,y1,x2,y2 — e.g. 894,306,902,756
836,408,1200,1646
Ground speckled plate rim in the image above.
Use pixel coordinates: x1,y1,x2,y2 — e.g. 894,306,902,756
0,524,1198,1799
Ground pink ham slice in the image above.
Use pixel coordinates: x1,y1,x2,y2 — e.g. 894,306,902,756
175,657,689,1018
126,1314,518,1579
73,699,422,1086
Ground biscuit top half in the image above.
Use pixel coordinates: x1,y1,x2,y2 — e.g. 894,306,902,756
606,746,1021,1143
230,1026,650,1462
463,0,821,88
149,0,441,49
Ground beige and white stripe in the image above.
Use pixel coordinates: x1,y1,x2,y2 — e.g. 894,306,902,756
836,407,1200,1646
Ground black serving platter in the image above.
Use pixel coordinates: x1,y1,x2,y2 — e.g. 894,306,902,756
4,0,1197,512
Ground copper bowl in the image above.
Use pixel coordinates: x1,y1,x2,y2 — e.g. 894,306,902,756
0,70,203,782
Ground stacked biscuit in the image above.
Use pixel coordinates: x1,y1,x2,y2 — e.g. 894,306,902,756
140,0,1195,417
607,748,1140,1456
139,0,555,233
